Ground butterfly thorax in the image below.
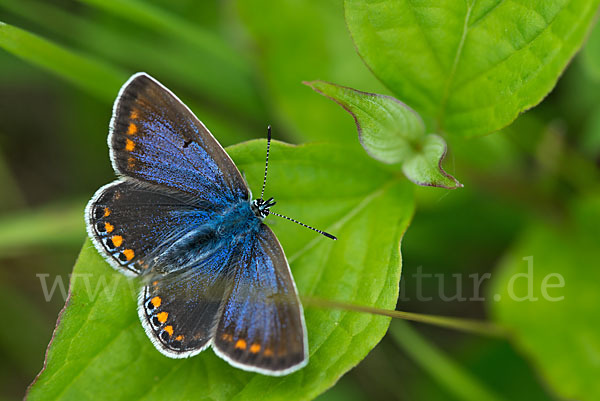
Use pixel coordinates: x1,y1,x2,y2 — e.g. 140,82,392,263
216,200,263,237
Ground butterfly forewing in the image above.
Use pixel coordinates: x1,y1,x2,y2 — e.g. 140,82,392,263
213,224,307,375
109,73,249,203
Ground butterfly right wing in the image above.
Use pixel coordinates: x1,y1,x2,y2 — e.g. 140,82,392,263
212,224,307,375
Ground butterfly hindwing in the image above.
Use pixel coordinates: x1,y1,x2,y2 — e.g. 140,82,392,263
138,239,245,357
213,224,307,375
109,72,249,204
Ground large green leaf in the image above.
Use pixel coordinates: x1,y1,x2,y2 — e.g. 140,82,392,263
306,80,462,189
27,140,414,401
489,195,600,400
345,0,600,137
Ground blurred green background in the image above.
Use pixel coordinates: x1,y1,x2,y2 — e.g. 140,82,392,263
1,1,600,400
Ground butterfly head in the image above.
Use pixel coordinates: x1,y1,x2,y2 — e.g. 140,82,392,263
252,197,276,219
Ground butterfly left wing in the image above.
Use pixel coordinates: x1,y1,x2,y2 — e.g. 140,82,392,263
213,224,307,375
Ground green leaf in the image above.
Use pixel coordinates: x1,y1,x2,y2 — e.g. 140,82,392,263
489,195,600,400
27,141,415,401
0,0,264,120
0,21,126,102
77,0,247,73
0,201,84,257
344,0,600,137
402,135,462,189
305,80,462,189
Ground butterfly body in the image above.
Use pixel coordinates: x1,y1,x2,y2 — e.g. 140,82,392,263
86,73,309,375
151,199,262,273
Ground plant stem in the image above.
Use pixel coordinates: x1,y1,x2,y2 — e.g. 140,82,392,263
303,296,510,338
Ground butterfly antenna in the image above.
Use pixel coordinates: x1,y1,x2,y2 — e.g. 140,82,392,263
260,125,272,201
268,211,337,240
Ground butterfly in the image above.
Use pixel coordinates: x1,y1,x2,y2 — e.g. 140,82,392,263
85,73,336,376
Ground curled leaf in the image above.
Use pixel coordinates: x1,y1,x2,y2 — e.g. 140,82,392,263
305,80,462,189
402,134,462,189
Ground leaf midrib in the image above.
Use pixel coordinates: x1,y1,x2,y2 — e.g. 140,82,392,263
436,0,475,132
288,179,399,265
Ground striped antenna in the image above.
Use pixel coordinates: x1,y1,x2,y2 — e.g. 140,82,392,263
260,125,337,241
268,211,337,240
260,125,272,201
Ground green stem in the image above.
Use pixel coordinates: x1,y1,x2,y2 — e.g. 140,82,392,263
303,296,510,338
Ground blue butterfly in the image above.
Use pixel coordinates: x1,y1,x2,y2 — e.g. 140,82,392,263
85,73,335,375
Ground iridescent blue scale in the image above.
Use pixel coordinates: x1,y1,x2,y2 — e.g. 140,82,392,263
86,73,307,375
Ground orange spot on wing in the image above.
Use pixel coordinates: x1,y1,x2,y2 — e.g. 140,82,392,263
157,312,168,323
104,222,114,233
123,249,135,260
235,339,247,350
130,110,139,119
103,207,111,217
152,281,158,287
111,235,123,247
127,123,137,135
222,333,233,342
151,296,161,308
250,344,261,354
175,335,184,341
127,157,135,168
125,139,135,151
264,348,274,357
164,325,173,336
